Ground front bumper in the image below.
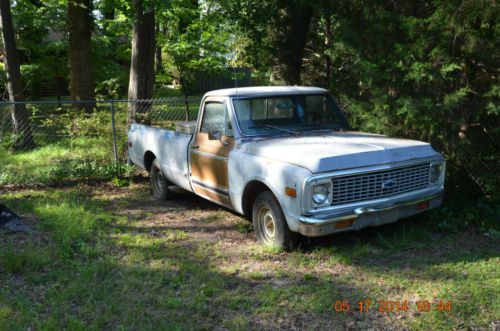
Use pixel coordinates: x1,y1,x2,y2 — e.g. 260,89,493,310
298,189,444,237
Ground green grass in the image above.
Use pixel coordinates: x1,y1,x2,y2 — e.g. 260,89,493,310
154,86,184,98
0,137,134,187
0,186,498,330
0,246,49,274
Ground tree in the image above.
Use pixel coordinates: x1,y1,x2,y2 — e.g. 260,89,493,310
67,0,95,111
162,0,230,92
269,0,313,85
218,0,312,85
155,22,164,73
127,0,155,125
0,0,35,149
322,0,499,201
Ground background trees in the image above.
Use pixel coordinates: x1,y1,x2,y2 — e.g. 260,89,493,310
0,0,35,149
127,0,155,124
67,0,95,111
0,0,497,202
268,0,313,85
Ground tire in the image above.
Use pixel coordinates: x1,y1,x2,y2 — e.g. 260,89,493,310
126,149,133,165
150,159,176,200
252,191,299,249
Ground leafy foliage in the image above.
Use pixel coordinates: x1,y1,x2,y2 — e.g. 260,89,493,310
160,0,232,94
2,0,498,203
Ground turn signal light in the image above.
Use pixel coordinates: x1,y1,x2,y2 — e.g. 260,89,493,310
416,201,429,210
335,219,354,230
285,187,297,197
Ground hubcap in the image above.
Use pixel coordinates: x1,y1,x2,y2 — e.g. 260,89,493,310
258,206,276,245
154,166,164,192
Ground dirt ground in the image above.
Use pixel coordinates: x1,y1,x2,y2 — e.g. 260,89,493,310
2,182,499,330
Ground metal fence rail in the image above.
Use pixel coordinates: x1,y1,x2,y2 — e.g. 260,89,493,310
0,98,201,161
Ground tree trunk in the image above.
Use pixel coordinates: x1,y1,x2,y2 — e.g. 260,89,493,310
0,0,35,150
67,0,95,112
269,1,313,85
155,22,164,73
127,0,155,126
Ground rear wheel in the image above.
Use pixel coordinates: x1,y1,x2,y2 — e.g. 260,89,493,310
150,159,176,200
252,191,299,249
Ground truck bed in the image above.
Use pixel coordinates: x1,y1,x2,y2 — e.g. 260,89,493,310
128,123,194,192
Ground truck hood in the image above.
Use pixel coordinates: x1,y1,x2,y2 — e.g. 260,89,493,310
239,132,439,173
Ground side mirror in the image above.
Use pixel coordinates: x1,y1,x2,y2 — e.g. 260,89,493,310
208,130,222,141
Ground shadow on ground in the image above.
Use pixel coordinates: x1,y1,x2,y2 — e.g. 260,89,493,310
1,184,498,330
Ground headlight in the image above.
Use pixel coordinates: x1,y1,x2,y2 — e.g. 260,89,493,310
429,163,444,184
312,184,330,205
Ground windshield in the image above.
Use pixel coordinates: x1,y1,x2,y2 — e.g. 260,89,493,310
232,94,350,136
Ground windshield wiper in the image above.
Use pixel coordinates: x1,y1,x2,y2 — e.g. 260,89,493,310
299,123,345,131
299,123,329,129
248,125,298,135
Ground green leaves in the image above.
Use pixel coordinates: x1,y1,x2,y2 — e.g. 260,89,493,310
159,0,232,93
439,63,462,79
443,87,473,111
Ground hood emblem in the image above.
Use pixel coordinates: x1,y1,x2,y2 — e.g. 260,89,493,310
381,179,397,190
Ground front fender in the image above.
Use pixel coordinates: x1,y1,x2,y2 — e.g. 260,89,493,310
228,151,312,232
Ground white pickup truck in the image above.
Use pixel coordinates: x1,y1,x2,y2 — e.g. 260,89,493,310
128,86,445,248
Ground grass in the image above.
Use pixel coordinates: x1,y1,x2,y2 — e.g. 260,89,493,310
154,85,184,98
0,185,498,330
0,137,135,187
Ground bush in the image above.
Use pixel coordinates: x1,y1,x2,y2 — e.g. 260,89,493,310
20,64,55,99
0,146,135,187
45,158,135,185
432,199,500,234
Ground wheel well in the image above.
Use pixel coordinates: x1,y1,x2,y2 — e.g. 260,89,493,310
144,151,156,172
242,181,271,220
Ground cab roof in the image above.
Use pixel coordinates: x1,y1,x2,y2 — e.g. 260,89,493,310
203,86,328,98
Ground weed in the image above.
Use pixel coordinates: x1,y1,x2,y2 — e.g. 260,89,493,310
0,138,135,187
0,186,498,330
222,314,249,330
0,247,49,274
0,304,13,319
233,220,253,234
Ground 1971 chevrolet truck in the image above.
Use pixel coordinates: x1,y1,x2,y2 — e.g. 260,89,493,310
128,86,445,248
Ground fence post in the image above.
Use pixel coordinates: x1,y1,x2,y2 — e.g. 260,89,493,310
110,100,119,163
184,93,189,121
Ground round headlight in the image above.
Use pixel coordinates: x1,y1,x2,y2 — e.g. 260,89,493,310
312,184,330,205
429,163,443,183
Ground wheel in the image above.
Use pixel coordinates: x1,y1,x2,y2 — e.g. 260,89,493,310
126,151,133,165
252,191,299,249
150,159,176,200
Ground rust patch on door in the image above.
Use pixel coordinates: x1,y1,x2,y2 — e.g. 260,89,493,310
191,132,234,203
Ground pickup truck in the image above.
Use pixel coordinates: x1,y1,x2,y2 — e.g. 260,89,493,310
128,86,445,248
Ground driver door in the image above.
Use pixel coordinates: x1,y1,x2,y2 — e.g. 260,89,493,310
190,100,234,207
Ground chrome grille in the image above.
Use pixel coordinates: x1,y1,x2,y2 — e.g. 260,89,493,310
331,163,430,205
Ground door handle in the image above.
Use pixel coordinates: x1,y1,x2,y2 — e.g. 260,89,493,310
191,145,200,150
221,140,229,146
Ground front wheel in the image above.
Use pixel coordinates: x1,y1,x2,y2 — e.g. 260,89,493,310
150,159,176,200
252,191,299,249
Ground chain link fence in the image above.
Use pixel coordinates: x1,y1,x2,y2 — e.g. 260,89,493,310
1,98,201,155
0,98,200,187
1,97,498,200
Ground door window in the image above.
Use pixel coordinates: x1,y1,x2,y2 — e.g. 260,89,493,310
200,102,233,136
